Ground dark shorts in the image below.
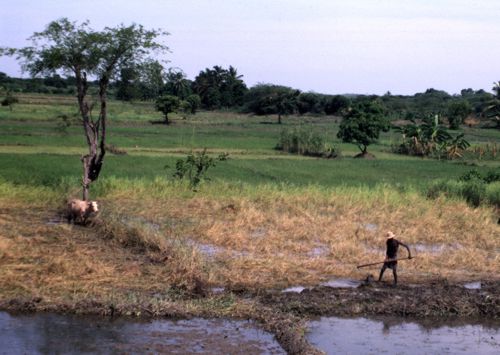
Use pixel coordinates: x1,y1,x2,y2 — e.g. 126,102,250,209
384,260,397,269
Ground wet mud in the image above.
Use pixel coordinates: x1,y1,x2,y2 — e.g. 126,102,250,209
260,279,500,318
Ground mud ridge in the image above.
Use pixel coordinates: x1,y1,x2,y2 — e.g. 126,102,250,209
260,279,500,318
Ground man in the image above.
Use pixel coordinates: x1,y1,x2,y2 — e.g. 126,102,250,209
378,231,412,285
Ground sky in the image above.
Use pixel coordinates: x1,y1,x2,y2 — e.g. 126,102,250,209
1,0,499,95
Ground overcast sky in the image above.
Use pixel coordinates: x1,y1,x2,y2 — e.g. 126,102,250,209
1,0,499,95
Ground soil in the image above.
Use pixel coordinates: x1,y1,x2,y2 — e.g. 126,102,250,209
259,278,500,318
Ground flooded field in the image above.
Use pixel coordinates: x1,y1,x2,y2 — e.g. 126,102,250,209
0,312,285,354
307,316,500,354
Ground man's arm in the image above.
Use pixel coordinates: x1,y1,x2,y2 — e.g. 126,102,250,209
398,241,413,259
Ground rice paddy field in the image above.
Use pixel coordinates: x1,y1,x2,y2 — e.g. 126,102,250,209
0,93,499,309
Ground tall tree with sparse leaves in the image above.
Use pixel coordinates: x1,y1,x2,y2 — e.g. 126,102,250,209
2,18,169,200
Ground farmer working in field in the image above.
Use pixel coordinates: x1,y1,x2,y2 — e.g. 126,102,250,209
378,231,412,285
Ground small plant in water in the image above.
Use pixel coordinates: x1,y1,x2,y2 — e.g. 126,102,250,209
170,149,229,189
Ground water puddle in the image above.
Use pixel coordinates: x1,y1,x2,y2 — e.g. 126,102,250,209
0,312,285,354
364,223,378,232
187,239,250,258
320,279,361,288
282,286,309,293
192,241,225,257
211,287,225,294
463,281,482,290
307,316,500,355
308,245,329,257
412,243,462,255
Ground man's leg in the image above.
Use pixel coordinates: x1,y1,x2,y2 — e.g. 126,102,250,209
378,264,387,282
392,265,398,285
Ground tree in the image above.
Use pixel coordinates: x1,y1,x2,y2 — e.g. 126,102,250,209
185,94,201,114
3,18,168,200
324,95,350,115
156,94,179,124
297,92,324,115
337,101,389,157
193,65,247,109
115,66,140,101
244,84,299,123
1,90,18,111
137,60,166,100
446,100,472,129
164,68,191,99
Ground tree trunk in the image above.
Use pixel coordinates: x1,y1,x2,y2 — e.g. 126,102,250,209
164,113,169,125
278,113,282,124
75,69,107,201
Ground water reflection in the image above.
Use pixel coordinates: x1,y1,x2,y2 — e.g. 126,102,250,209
307,316,500,355
0,312,285,354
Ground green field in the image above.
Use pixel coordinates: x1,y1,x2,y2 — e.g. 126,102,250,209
0,94,499,195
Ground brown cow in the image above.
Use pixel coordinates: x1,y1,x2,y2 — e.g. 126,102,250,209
67,199,99,224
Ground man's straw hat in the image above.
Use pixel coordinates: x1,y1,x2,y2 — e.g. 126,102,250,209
386,231,395,239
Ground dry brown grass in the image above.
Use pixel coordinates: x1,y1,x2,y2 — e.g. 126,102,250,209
1,184,498,306
104,185,499,288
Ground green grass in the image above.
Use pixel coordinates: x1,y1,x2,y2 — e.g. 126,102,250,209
0,93,499,197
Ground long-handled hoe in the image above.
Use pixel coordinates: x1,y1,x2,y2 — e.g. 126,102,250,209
356,256,415,269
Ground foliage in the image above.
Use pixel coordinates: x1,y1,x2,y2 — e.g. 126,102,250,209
1,90,18,110
55,114,72,135
446,100,472,129
275,126,338,158
484,81,500,128
337,101,389,155
193,65,247,109
324,95,350,115
296,92,324,115
115,66,140,101
244,84,300,123
459,169,500,183
164,68,192,99
393,115,470,159
155,95,180,124
185,94,201,114
3,18,169,200
428,169,500,207
171,149,229,188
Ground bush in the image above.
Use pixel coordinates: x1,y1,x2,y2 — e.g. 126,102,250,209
427,170,500,208
170,149,229,189
276,126,338,158
461,180,487,207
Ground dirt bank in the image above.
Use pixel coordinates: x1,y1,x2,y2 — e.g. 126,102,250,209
260,279,500,318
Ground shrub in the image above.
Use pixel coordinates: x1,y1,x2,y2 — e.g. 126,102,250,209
276,126,338,158
461,180,487,207
170,149,229,189
427,169,500,207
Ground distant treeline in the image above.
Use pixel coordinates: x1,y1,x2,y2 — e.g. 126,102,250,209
0,67,496,122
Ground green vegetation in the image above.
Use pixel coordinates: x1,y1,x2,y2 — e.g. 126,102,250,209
0,95,498,208
427,168,500,207
337,101,389,157
275,126,337,158
172,149,229,188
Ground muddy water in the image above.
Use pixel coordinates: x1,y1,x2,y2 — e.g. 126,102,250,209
307,316,500,355
0,312,285,354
